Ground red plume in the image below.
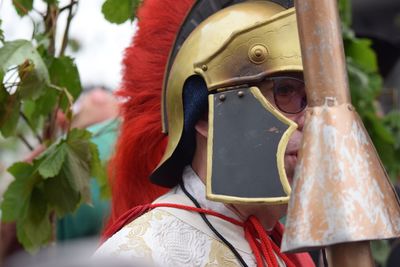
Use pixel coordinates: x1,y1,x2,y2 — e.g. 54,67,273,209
103,0,194,236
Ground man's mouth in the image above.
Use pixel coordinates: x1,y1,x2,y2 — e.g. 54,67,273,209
285,151,298,163
285,151,298,157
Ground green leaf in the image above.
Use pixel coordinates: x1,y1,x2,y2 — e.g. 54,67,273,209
345,38,378,73
12,0,33,17
44,0,59,4
28,187,48,225
47,56,82,111
95,161,111,199
89,142,102,178
43,172,80,216
381,111,400,180
0,85,21,137
364,111,395,144
89,142,111,199
338,0,352,27
384,111,400,149
1,162,38,222
348,61,373,106
62,129,93,203
101,0,139,24
18,60,47,100
40,128,96,214
0,40,50,99
38,143,67,178
347,59,382,109
371,240,391,266
15,217,34,253
17,187,52,253
22,87,58,127
1,131,97,251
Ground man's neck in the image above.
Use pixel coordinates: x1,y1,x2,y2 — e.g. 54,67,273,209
227,202,287,230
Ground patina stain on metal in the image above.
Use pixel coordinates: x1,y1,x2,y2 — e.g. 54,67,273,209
283,102,400,249
282,0,400,265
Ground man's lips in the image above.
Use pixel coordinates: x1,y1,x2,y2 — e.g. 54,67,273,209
285,151,298,157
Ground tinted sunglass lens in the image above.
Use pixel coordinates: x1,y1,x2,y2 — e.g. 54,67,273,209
273,78,306,114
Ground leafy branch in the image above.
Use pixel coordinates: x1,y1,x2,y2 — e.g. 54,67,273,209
59,0,78,57
17,133,34,151
101,0,140,24
1,128,102,252
0,0,105,253
44,3,58,56
59,0,78,13
11,0,31,16
20,111,43,144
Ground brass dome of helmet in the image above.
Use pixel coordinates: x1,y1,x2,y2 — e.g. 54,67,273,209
153,0,303,185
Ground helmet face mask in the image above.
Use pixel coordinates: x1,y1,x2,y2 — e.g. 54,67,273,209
151,1,303,204
206,85,297,204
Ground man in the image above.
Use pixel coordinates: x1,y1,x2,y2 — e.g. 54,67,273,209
96,0,315,266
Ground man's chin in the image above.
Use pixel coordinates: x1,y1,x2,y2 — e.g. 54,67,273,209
285,154,298,164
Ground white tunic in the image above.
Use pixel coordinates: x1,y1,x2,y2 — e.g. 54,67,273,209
95,166,286,267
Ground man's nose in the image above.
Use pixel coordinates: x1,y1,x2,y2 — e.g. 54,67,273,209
290,110,305,131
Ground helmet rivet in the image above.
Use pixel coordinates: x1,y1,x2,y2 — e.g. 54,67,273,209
237,91,244,97
219,94,226,101
249,44,268,64
201,64,208,71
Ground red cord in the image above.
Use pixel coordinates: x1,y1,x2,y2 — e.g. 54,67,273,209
270,239,296,267
253,216,276,266
245,216,277,267
244,225,264,267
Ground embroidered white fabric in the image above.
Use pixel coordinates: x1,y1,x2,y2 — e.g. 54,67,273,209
149,214,208,266
94,166,285,267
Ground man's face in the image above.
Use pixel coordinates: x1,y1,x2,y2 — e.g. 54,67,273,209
283,115,304,184
255,72,306,184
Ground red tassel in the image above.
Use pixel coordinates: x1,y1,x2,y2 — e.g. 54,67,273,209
102,0,194,239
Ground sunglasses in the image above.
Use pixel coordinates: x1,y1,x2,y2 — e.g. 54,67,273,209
256,76,307,114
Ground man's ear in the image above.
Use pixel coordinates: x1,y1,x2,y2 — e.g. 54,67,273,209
194,119,208,138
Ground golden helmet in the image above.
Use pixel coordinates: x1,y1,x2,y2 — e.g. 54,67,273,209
151,0,303,204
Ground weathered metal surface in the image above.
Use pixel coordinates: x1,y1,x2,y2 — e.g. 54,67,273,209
283,0,400,255
294,0,350,107
282,103,400,252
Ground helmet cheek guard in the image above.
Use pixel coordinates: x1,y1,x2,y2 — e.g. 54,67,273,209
151,1,303,204
207,87,296,204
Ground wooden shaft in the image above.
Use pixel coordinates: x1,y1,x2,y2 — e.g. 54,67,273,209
326,242,374,267
295,0,351,106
